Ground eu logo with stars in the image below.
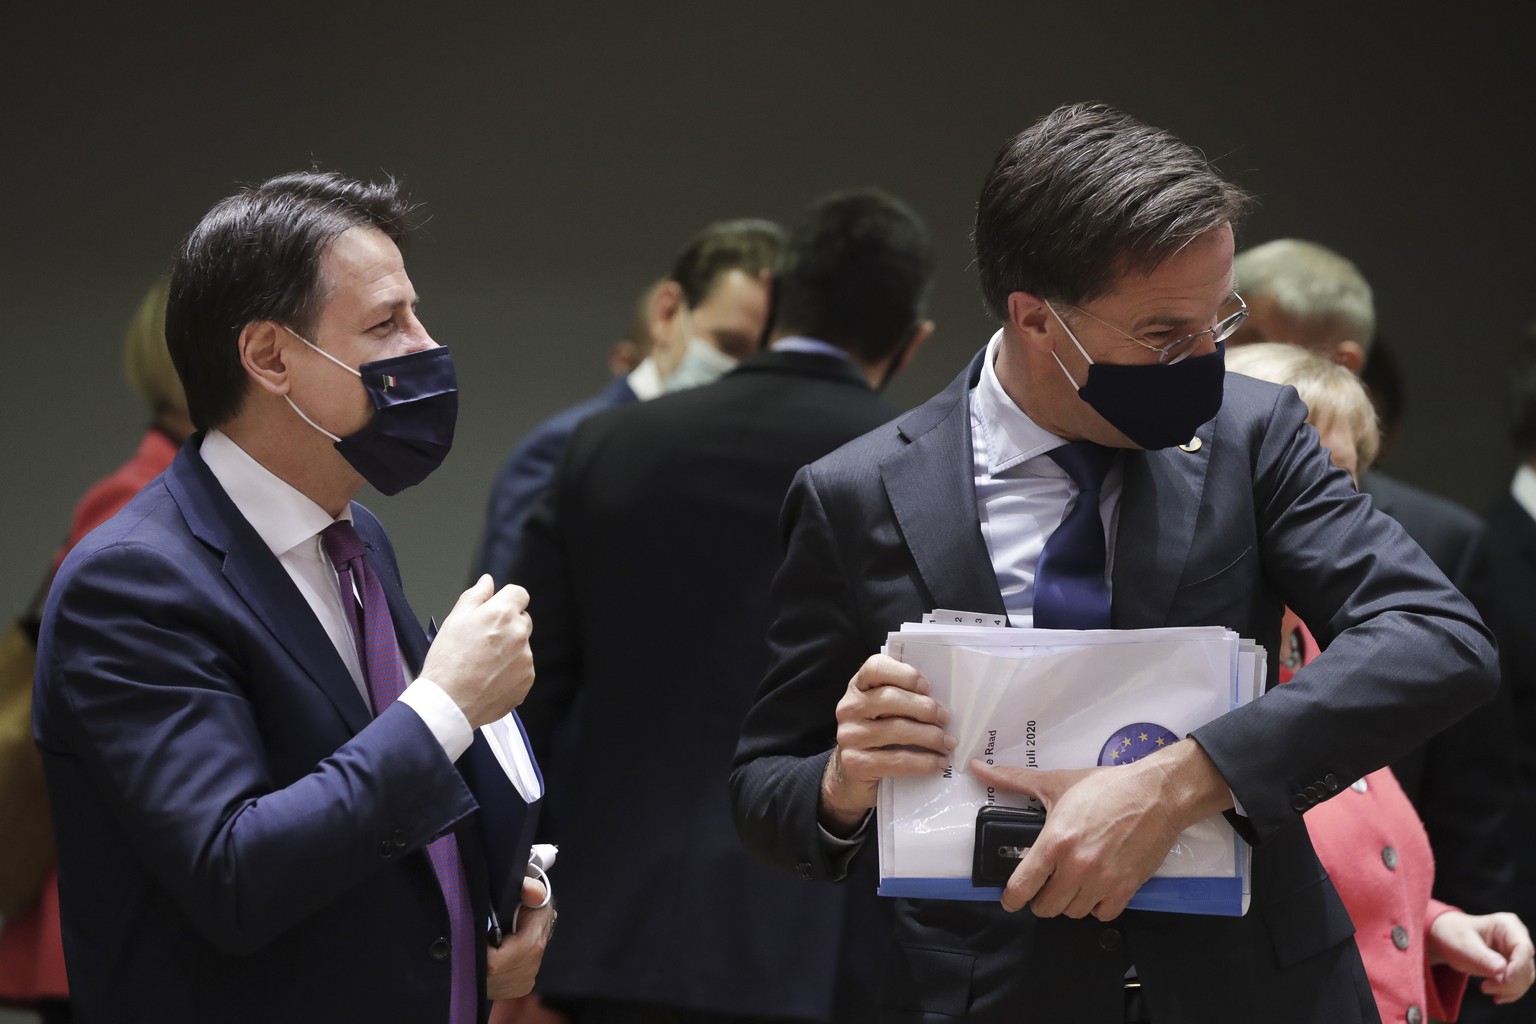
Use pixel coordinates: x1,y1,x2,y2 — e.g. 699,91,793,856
1098,723,1179,767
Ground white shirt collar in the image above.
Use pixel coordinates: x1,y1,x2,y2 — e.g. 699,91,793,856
974,328,1071,474
1512,463,1536,522
199,429,350,557
626,356,665,401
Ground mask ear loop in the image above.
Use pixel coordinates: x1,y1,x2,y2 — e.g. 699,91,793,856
284,397,343,443
1044,301,1094,390
282,325,363,378
526,860,553,908
281,325,362,443
509,859,554,933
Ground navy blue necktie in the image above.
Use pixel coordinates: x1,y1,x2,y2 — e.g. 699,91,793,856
1034,442,1116,629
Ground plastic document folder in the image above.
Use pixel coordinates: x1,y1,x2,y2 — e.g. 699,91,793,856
876,621,1265,916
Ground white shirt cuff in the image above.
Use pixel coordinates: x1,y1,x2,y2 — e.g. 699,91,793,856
398,676,474,762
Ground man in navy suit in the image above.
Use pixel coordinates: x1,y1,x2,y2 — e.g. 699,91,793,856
473,219,783,586
34,171,549,1022
731,104,1498,1023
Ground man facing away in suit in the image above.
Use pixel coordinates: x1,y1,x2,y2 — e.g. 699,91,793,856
511,190,934,1024
730,103,1499,1024
1230,239,1518,938
472,219,784,587
33,171,551,1023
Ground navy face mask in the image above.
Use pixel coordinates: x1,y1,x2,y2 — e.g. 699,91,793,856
284,329,459,494
1046,304,1226,450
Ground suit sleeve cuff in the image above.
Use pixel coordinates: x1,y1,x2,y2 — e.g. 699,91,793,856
817,811,872,880
398,677,473,762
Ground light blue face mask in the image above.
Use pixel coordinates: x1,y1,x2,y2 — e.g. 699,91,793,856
664,336,739,393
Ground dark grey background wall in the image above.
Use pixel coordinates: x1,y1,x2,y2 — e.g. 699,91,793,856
3,3,1532,621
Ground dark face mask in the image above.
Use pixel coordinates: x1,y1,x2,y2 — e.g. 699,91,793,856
285,329,459,494
1048,308,1226,450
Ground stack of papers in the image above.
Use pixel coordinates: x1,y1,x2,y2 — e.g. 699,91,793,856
483,714,544,803
876,615,1265,916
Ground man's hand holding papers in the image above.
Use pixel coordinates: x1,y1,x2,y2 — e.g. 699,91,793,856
873,621,1264,916
818,654,957,835
972,738,1234,921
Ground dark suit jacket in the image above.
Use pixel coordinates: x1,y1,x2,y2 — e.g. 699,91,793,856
33,438,531,1023
731,350,1498,1024
1360,471,1516,917
1486,493,1536,931
474,374,639,586
514,350,897,1021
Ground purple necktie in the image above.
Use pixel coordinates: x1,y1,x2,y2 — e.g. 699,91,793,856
321,521,476,1024
1034,442,1116,629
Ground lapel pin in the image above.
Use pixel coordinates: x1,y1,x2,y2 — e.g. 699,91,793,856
1178,436,1203,453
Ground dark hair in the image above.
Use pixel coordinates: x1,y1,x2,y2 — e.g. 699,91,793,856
1511,323,1536,458
669,218,785,308
973,102,1252,318
166,170,415,430
774,189,934,363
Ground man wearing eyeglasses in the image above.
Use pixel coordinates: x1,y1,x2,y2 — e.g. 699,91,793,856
730,102,1497,1023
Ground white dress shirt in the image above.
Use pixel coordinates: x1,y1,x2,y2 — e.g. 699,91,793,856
1512,463,1536,522
970,330,1123,626
199,430,472,761
626,356,665,401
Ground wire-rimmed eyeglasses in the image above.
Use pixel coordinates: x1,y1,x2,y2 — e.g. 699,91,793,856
1063,292,1248,365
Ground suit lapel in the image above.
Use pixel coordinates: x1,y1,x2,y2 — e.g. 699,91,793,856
1112,424,1214,628
881,350,1007,617
165,444,371,734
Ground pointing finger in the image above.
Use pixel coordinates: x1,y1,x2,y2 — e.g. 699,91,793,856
970,761,1094,808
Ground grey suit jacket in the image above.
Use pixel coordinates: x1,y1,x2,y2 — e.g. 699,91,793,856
731,348,1497,1024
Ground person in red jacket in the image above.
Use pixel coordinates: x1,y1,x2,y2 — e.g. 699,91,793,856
0,279,190,1023
1229,342,1535,1024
